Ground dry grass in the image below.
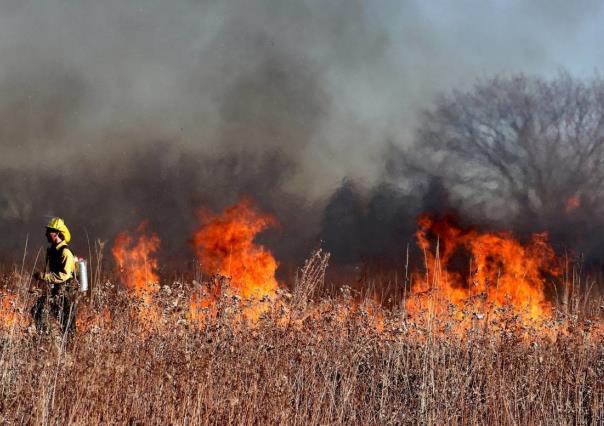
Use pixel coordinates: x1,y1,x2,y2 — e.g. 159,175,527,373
1,257,604,425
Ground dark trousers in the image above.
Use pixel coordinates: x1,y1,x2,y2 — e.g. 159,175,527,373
31,285,76,337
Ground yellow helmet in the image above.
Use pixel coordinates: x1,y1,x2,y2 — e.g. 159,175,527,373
46,217,71,244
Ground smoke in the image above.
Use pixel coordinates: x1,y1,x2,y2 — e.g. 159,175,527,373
1,0,604,271
319,177,456,272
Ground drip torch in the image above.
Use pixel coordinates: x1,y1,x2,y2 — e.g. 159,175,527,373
74,257,89,292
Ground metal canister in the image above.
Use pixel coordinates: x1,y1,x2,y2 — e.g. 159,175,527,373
76,258,89,292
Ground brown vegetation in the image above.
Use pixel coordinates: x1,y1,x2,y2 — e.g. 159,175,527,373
1,252,604,425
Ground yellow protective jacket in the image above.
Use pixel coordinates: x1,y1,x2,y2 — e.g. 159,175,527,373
43,241,75,285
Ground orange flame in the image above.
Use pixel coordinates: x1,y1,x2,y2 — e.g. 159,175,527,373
0,291,27,330
407,214,562,331
76,306,112,334
112,221,160,302
565,195,580,214
192,199,279,300
190,199,279,324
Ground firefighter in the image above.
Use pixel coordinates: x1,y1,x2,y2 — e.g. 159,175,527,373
31,217,77,336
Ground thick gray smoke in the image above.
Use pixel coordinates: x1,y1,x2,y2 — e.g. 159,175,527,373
1,1,604,273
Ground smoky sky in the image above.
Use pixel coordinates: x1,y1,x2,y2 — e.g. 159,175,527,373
2,0,604,270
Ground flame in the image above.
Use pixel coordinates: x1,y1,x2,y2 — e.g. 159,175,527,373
112,221,162,329
407,214,562,332
190,199,279,323
188,277,223,325
112,221,160,300
0,291,27,330
565,195,581,213
76,306,112,334
192,199,279,299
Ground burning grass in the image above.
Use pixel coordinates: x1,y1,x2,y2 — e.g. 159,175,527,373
1,203,604,423
0,260,604,424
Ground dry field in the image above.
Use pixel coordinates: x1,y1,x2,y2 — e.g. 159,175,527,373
1,256,604,425
2,204,604,425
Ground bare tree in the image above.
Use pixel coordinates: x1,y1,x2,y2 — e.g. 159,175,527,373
412,73,604,229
